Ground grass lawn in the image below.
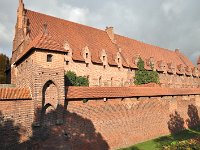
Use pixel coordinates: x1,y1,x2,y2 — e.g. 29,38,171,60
119,129,200,150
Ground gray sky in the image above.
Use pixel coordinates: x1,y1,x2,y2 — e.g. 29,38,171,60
0,0,200,64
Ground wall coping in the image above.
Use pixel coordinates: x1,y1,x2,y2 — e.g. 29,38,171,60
66,86,200,99
0,87,32,100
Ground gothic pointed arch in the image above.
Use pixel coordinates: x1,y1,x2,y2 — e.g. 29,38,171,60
42,80,59,109
40,80,59,126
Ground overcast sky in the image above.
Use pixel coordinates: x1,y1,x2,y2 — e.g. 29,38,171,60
0,0,200,64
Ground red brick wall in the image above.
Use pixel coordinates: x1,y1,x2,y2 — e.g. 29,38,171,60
0,99,34,149
64,95,200,149
1,95,200,149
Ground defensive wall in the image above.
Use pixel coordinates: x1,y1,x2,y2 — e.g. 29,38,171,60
0,85,200,149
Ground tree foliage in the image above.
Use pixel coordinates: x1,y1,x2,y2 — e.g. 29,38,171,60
134,57,159,85
0,53,10,84
65,70,89,86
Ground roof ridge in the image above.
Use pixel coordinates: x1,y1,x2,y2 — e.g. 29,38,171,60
115,34,175,54
26,9,107,34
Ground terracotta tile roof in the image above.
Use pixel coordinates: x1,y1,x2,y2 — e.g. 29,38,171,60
0,87,32,100
115,35,194,70
16,9,196,73
66,86,200,99
24,10,118,65
15,33,65,63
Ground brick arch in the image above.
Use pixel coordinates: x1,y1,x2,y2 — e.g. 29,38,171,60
42,80,59,109
40,103,57,126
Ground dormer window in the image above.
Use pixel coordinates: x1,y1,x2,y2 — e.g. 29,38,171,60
47,54,53,62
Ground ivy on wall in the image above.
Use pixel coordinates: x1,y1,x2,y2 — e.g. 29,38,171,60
65,71,89,86
134,57,159,85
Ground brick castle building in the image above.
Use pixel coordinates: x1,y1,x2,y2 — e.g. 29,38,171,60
11,0,200,105
1,0,200,149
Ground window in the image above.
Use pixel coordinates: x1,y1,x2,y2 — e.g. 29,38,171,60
118,58,120,63
86,53,89,59
47,54,53,62
103,56,106,61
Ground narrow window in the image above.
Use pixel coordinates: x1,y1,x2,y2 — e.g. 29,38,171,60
111,77,113,86
103,56,106,61
47,54,53,62
99,76,102,86
86,53,89,59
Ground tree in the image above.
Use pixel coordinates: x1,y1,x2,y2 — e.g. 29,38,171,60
0,53,10,84
65,71,89,86
134,57,159,85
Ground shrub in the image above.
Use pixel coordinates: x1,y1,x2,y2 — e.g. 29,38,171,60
163,139,200,150
134,57,159,85
65,71,89,86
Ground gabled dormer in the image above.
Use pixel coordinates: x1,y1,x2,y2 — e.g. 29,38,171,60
192,67,199,77
157,60,167,73
177,64,185,75
185,66,192,76
115,52,122,69
131,54,140,68
167,63,176,74
82,46,91,67
63,41,72,64
100,49,108,68
146,57,155,70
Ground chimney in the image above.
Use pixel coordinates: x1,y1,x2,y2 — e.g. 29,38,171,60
197,56,200,70
105,26,115,43
175,48,180,53
17,0,25,29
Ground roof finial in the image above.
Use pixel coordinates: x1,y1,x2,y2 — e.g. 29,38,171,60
175,48,180,53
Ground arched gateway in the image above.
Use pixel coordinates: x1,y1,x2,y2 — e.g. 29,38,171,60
41,80,58,126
